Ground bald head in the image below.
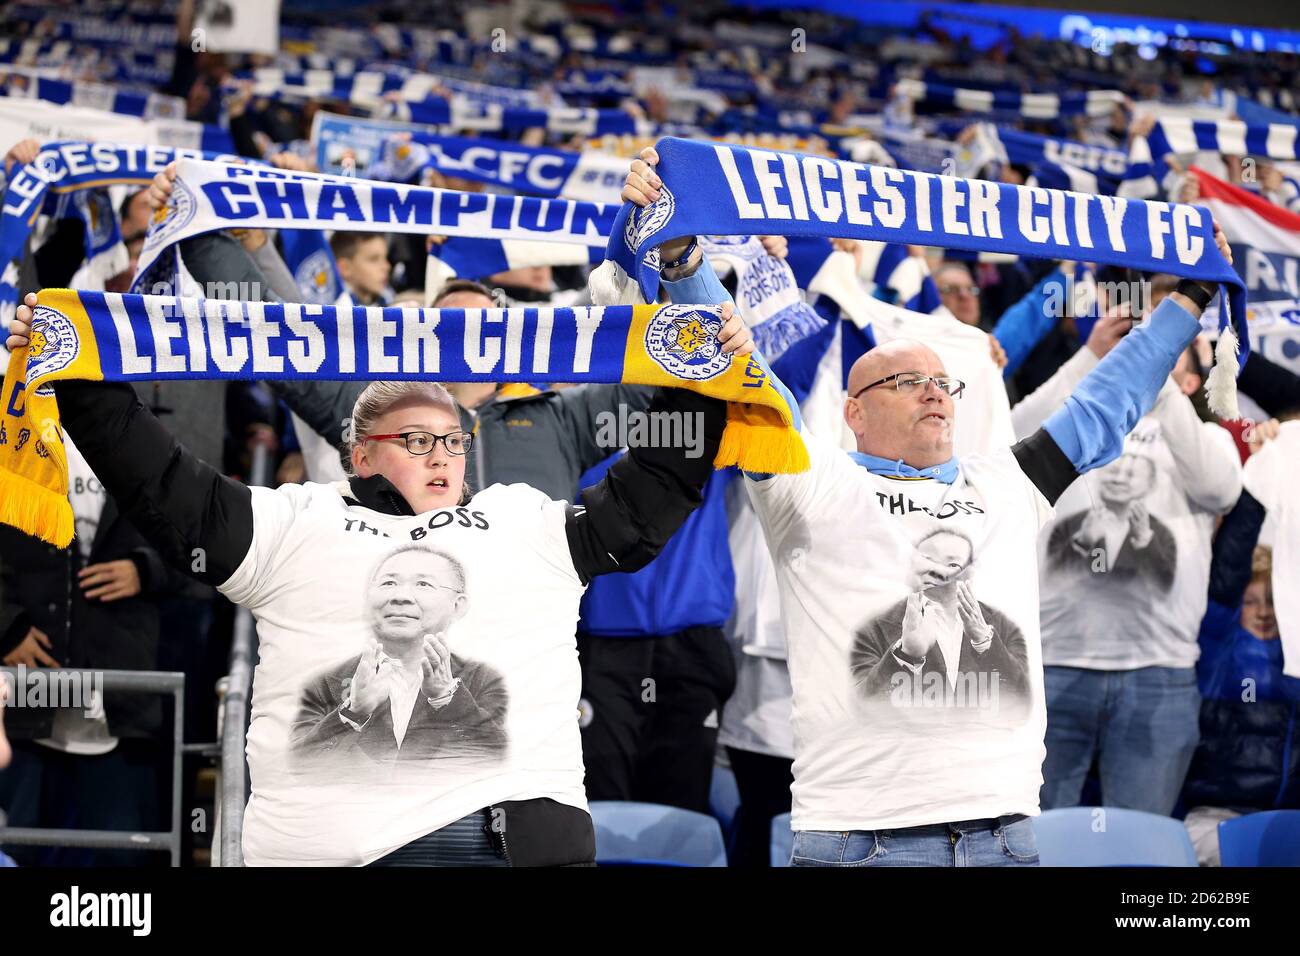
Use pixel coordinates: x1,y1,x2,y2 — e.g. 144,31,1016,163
844,338,956,468
846,339,946,397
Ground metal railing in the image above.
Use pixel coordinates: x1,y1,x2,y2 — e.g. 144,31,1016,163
0,668,185,866
215,441,272,867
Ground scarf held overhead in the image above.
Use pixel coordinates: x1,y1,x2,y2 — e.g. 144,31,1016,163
605,137,1250,366
0,290,806,547
133,158,619,290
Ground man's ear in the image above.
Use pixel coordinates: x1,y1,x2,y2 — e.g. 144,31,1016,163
843,397,866,438
451,593,468,622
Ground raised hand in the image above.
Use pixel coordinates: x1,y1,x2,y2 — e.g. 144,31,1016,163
899,591,934,660
1126,502,1154,549
347,640,391,716
716,302,753,356
957,582,994,651
420,634,457,702
6,291,36,351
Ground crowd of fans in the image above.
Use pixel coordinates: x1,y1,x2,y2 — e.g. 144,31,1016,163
0,0,1297,867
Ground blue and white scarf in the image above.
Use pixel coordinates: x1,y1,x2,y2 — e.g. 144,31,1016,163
133,159,620,294
1145,118,1300,162
603,137,1249,372
371,133,628,203
1,142,241,328
381,98,639,137
892,78,1126,119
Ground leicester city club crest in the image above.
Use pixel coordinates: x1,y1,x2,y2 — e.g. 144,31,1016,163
294,250,339,305
644,304,732,381
25,305,81,383
141,175,197,256
623,184,675,254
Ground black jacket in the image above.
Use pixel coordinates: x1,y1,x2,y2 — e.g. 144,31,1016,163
0,496,175,739
51,378,725,865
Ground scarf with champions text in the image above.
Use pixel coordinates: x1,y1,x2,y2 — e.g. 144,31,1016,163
0,290,806,547
1,142,245,327
599,136,1251,414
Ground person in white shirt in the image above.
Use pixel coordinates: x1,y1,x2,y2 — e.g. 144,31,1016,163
620,148,1235,866
1016,280,1244,816
6,290,753,867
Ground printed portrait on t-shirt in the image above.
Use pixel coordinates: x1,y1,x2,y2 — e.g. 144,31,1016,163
1046,451,1176,592
849,527,1030,720
289,544,509,774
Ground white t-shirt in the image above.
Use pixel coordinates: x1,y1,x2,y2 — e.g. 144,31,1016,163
746,432,1054,832
1243,421,1300,678
219,480,588,866
1039,386,1241,670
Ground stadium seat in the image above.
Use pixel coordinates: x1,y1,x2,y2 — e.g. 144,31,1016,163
589,801,727,867
1032,807,1197,867
770,812,793,867
1217,810,1300,867
708,763,741,844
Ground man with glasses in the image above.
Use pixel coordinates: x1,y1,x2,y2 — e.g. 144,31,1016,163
741,232,1235,867
936,258,1072,384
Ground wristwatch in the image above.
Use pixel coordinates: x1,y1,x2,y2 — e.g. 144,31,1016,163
1174,279,1215,311
427,678,462,710
660,238,701,281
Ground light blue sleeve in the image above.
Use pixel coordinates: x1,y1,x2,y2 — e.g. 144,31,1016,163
661,256,734,308
662,258,785,480
1043,296,1201,474
992,268,1066,378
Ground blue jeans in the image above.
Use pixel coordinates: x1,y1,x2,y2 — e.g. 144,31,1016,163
1041,665,1201,814
790,816,1039,867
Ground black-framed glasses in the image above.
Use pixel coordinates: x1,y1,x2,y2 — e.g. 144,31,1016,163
361,430,474,456
852,372,966,400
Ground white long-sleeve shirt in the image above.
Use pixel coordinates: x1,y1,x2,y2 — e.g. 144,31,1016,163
1026,369,1242,669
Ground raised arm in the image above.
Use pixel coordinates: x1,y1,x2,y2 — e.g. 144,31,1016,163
564,289,748,583
992,265,1068,378
1149,378,1242,513
9,295,253,586
1013,229,1232,503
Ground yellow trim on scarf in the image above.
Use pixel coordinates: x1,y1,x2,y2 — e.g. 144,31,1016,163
1,290,104,547
1,291,807,548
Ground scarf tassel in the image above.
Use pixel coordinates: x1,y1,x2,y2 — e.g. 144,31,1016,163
0,469,74,548
1205,326,1241,421
716,404,810,474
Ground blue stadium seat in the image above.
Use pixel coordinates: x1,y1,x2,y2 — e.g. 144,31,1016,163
1032,807,1197,866
770,812,793,867
708,763,741,844
1217,810,1300,867
589,801,727,867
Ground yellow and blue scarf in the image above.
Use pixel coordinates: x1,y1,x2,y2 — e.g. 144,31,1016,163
0,290,806,547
